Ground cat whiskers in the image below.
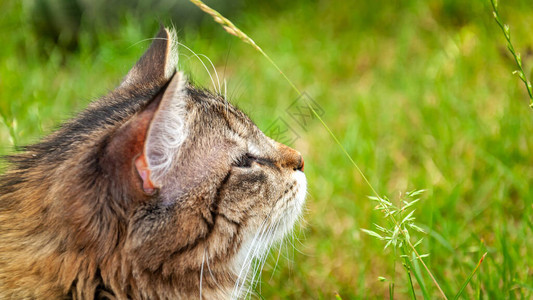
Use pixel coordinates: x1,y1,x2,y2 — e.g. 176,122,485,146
200,248,206,299
224,78,229,118
204,248,225,293
235,212,284,299
247,219,281,298
269,232,286,281
128,37,170,48
233,220,267,296
243,224,271,298
233,217,272,298
177,42,222,95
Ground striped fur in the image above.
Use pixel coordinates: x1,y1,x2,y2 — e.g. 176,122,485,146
0,27,306,299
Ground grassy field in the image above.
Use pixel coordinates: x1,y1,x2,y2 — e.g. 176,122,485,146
1,0,533,298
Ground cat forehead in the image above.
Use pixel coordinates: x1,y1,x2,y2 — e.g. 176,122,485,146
188,88,254,127
188,93,273,150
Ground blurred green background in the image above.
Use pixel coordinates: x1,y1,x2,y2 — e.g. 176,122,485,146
1,0,532,298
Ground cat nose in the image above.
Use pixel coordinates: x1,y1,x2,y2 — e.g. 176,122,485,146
297,157,304,172
277,143,304,172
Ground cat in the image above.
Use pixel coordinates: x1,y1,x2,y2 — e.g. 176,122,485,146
0,27,306,299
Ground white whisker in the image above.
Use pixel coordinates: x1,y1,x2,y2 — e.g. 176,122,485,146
270,236,284,281
200,249,206,299
127,37,170,49
224,78,228,100
177,42,218,93
247,218,280,299
205,250,224,293
196,53,222,94
233,220,268,297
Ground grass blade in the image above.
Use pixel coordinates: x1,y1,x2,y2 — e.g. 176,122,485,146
411,251,431,299
401,256,418,300
453,253,487,300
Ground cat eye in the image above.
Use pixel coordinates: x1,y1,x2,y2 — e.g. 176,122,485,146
233,153,256,168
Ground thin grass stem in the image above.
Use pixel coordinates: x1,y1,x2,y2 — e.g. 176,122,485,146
490,0,533,108
402,258,417,300
189,0,447,298
453,253,487,300
410,250,430,299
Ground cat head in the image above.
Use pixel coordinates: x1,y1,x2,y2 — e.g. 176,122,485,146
89,27,307,297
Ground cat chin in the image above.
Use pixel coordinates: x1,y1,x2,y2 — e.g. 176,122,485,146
230,171,306,297
257,170,307,250
272,170,307,240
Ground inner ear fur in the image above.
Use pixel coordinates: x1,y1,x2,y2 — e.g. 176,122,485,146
104,72,188,197
103,90,164,197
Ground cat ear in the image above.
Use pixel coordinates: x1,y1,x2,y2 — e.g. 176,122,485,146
120,26,179,89
134,72,188,193
104,72,188,196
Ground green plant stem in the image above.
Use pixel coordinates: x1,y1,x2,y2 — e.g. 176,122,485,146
453,253,487,300
490,0,533,108
403,261,417,300
189,0,447,298
261,43,449,299
408,239,446,298
258,50,449,299
374,196,447,299
411,251,430,299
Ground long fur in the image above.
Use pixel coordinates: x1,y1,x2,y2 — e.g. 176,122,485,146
0,27,306,299
145,72,189,185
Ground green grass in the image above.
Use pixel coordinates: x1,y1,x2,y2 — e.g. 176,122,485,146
2,0,533,298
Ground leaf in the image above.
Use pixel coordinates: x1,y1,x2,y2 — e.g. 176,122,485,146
402,198,420,210
413,237,425,248
404,227,411,242
453,253,487,300
374,224,390,234
368,196,381,201
410,252,431,299
401,210,416,224
406,189,425,197
361,229,384,240
384,210,397,217
384,239,393,250
392,225,400,242
409,223,427,234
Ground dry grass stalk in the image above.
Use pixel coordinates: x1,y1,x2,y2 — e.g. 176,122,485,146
188,0,449,298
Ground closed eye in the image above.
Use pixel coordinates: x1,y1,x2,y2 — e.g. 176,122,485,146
233,152,277,170
233,153,256,168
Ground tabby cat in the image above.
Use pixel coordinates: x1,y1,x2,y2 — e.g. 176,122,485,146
0,27,306,299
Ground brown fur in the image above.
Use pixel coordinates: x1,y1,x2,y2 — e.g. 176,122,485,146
0,27,305,299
